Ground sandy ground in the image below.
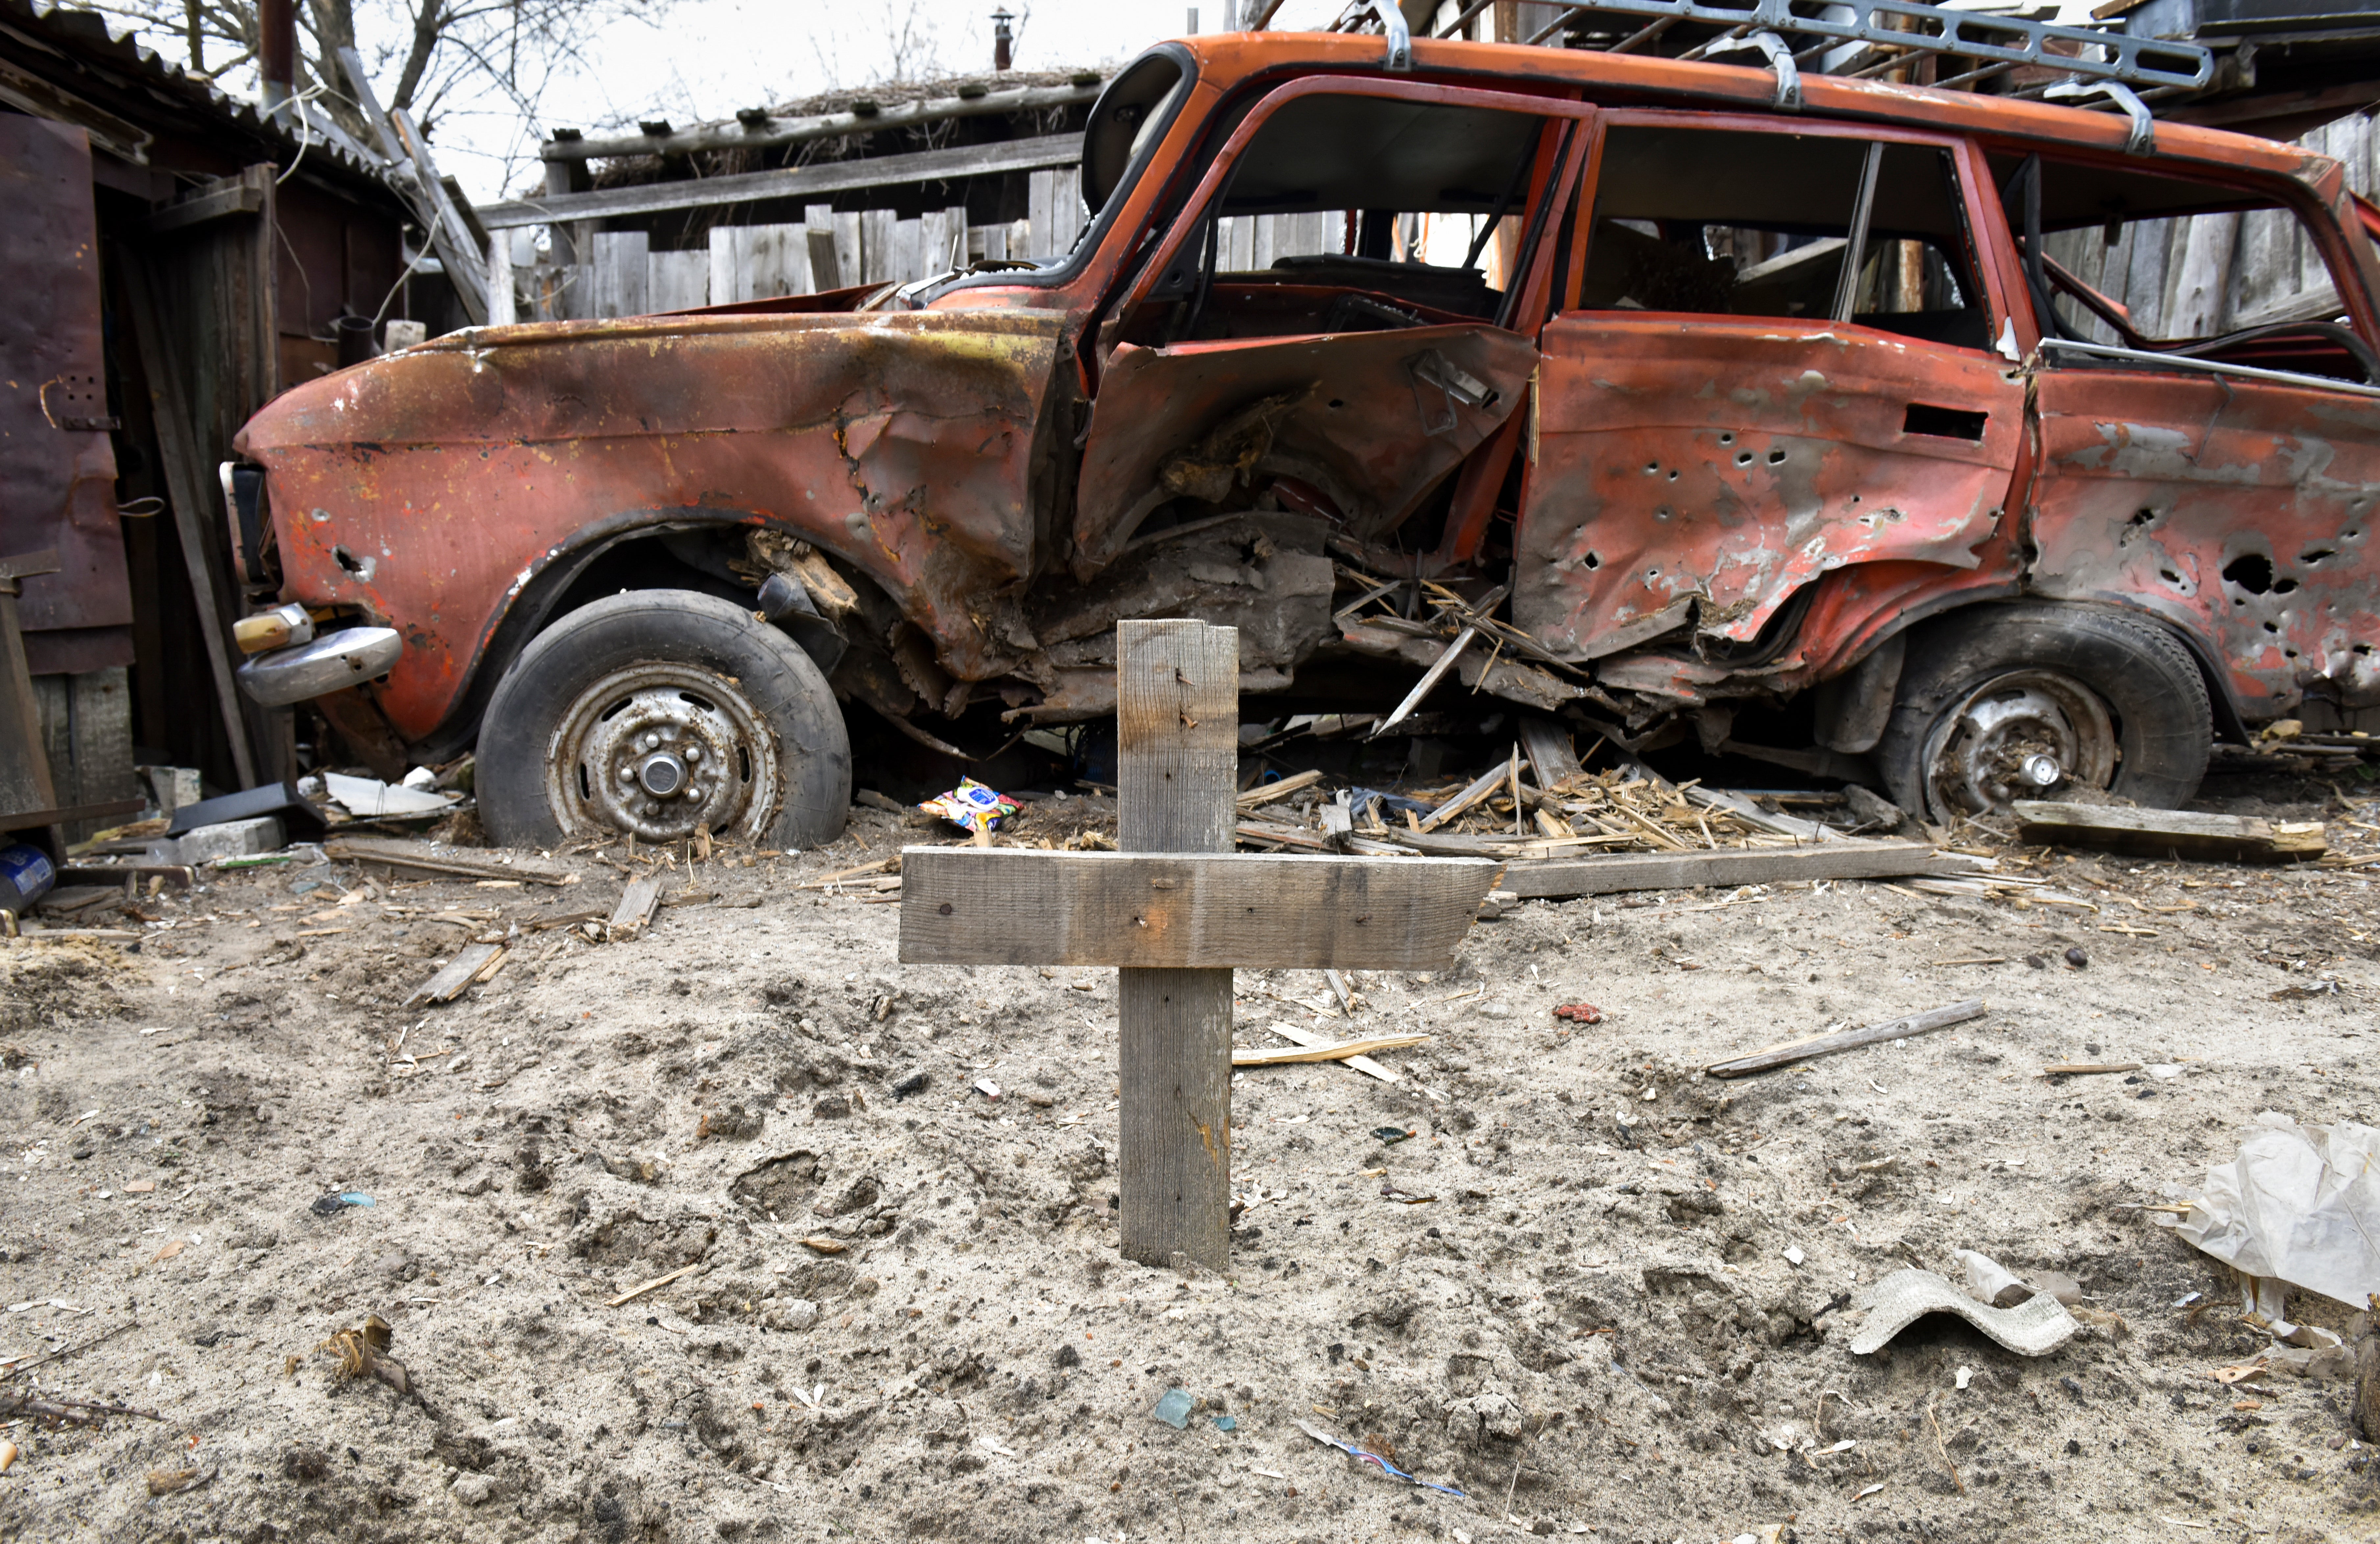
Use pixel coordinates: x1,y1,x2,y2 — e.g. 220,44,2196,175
2,761,2376,1544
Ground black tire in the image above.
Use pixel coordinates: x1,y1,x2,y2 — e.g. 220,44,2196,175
478,589,850,850
1876,602,2211,820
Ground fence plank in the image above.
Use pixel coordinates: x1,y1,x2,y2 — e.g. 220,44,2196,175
1027,169,1054,256
861,209,896,283
648,249,709,311
892,217,923,283
1054,166,1083,253
590,229,650,318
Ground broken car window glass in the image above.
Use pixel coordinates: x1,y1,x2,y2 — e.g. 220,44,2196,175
1579,126,1990,351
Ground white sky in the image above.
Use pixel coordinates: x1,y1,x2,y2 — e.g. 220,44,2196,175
435,0,1359,203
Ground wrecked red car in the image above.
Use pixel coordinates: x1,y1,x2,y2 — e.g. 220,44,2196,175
229,26,2380,848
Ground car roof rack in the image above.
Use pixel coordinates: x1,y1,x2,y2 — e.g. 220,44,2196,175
1342,0,2216,101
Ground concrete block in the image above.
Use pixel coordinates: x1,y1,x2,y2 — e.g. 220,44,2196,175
148,816,285,867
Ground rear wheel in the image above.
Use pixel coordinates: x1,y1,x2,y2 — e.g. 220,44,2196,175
1875,603,2211,821
478,590,850,849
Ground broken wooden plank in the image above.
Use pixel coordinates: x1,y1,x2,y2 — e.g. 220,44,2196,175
1418,758,1509,832
1495,840,1961,898
608,875,662,938
403,941,504,1008
1232,1032,1428,1067
1705,1000,1987,1078
1518,714,1583,789
325,837,574,885
1238,768,1324,809
2011,801,2325,863
1371,625,1476,739
1258,1020,1405,1083
896,848,1498,970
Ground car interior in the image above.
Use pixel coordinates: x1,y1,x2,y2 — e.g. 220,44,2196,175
1576,125,1994,351
1108,92,1563,346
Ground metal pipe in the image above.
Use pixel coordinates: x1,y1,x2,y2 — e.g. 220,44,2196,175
258,0,295,115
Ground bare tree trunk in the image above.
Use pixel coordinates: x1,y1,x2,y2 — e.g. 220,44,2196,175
185,0,207,72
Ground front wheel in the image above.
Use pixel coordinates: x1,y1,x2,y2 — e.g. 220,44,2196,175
478,590,850,849
1875,603,2211,821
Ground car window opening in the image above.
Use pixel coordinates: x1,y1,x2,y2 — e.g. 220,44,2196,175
1997,151,2377,387
1116,94,1559,348
1577,125,1990,352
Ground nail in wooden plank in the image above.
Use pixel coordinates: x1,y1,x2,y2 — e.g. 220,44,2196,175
1705,1000,1986,1078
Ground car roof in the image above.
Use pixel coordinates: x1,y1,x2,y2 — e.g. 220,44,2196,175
1170,31,2330,196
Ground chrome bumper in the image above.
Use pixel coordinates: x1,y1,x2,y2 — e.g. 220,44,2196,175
236,626,403,707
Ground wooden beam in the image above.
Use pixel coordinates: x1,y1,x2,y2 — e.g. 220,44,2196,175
479,134,1085,229
323,836,573,885
898,850,1498,969
540,81,1104,163
1117,619,1237,1274
1494,839,1959,898
1705,1000,1987,1077
144,180,265,236
2011,801,2325,864
390,109,489,324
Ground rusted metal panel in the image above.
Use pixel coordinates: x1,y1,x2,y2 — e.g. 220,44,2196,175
1516,315,2024,663
0,117,129,666
2027,367,2380,717
1073,323,1538,572
233,309,1065,740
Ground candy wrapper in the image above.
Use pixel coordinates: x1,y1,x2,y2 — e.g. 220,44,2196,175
918,778,1019,834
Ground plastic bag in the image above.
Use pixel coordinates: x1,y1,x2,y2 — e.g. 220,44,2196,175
2154,1112,2380,1310
917,778,1019,834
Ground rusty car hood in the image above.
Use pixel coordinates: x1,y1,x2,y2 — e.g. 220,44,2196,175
235,308,1067,742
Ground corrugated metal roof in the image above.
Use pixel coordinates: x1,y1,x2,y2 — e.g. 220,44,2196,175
2,0,388,181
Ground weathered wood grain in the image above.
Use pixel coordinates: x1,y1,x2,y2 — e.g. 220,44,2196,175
324,837,573,886
608,875,662,938
2012,801,2325,863
1495,839,1958,898
1706,1000,1986,1078
897,850,1498,969
1115,620,1238,1274
403,941,504,1008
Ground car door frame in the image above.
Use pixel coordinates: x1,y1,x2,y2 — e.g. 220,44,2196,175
1514,108,2037,674
1071,74,1600,571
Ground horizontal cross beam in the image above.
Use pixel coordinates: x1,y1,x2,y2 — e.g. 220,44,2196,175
896,848,1500,971
479,133,1085,229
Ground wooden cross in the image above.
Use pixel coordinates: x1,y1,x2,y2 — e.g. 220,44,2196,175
899,620,1500,1271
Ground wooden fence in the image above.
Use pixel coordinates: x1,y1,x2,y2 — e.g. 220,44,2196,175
489,167,1369,323
488,115,2376,330
2040,115,2370,341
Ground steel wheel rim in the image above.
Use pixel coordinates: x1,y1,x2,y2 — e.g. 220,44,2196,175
543,663,780,842
1920,668,2117,819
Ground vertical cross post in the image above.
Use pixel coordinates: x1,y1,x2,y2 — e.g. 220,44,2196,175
1114,619,1238,1271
